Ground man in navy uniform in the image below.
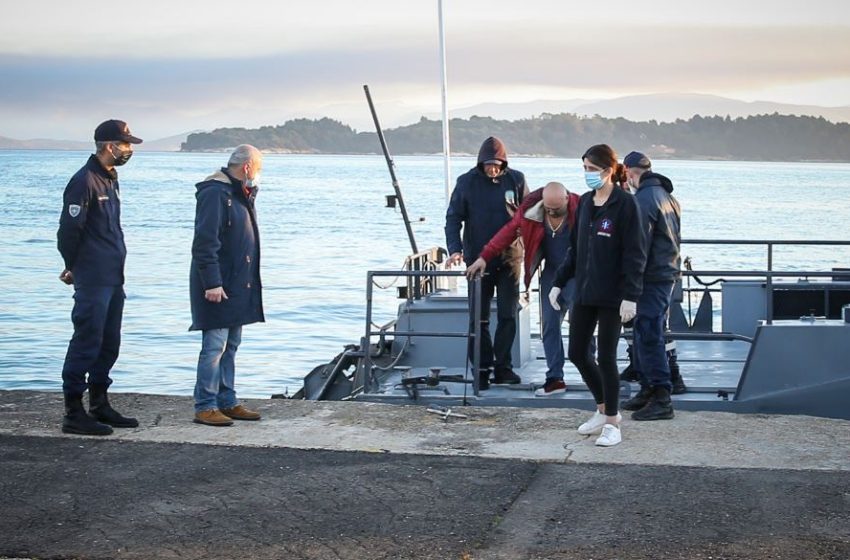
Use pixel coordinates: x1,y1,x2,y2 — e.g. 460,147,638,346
619,151,682,420
57,119,142,435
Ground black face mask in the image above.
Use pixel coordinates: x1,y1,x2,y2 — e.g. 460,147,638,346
112,146,133,166
544,206,567,217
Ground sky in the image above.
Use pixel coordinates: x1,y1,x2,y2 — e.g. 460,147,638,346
1,0,849,140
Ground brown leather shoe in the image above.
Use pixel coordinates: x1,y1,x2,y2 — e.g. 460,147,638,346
193,409,234,426
220,404,261,421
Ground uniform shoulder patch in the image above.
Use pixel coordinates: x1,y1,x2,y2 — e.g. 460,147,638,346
68,204,81,217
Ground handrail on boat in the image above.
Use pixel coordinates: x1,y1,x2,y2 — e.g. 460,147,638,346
682,239,850,244
623,331,754,344
359,244,846,393
678,240,850,324
363,269,484,398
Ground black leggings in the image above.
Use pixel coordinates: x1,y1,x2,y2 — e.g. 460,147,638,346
567,303,622,416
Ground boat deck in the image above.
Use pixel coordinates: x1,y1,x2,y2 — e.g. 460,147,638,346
358,336,751,409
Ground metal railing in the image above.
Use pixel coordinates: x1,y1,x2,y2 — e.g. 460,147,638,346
402,247,449,300
680,239,850,326
360,270,484,397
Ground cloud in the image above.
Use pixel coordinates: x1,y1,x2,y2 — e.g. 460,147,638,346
0,24,848,139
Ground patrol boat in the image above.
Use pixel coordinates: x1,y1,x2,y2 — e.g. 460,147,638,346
295,241,850,421
294,90,850,421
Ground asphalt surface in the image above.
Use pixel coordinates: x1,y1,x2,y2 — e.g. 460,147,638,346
1,435,848,560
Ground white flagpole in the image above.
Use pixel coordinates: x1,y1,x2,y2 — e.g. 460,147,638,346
438,0,452,204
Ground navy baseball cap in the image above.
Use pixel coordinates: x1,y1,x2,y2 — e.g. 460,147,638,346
623,151,651,169
94,120,143,144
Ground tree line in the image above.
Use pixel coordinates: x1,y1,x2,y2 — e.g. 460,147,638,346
181,113,850,162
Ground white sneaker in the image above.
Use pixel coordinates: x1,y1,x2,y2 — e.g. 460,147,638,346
595,424,622,447
577,411,622,435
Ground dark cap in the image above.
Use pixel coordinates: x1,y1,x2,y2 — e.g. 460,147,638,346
623,151,651,169
94,120,143,144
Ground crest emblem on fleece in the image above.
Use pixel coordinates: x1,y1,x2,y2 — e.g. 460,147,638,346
68,204,81,218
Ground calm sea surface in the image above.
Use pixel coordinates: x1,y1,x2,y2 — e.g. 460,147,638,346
1,151,849,397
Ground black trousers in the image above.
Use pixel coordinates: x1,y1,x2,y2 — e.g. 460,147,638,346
62,285,125,396
468,265,518,371
567,303,622,416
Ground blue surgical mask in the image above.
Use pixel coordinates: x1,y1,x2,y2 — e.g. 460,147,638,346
585,171,604,190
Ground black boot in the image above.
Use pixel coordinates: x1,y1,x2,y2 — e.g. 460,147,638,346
477,369,491,391
631,386,675,421
668,349,687,394
621,385,653,411
492,367,521,385
619,345,640,382
88,385,139,428
62,393,113,436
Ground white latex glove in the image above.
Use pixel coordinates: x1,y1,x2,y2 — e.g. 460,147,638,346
445,252,464,269
620,300,637,323
548,287,562,311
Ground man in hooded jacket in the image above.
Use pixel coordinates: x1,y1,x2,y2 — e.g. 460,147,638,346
619,152,682,421
445,137,529,389
190,144,265,426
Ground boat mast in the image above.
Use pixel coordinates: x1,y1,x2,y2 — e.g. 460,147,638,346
438,0,452,204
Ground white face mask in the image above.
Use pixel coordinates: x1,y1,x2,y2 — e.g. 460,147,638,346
245,172,261,188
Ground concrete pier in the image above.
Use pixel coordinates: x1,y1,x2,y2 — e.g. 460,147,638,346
1,390,848,559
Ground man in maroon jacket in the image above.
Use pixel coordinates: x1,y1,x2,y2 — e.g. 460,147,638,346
466,182,581,395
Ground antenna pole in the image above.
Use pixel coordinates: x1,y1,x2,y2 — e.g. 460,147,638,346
438,0,452,204
363,85,419,255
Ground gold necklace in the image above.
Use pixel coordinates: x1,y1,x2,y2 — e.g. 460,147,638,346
546,215,565,237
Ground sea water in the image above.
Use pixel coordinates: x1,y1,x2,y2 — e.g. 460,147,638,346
1,151,848,397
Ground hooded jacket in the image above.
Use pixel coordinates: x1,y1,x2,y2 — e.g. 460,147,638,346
445,137,528,267
634,171,681,282
189,168,264,331
555,185,646,307
479,187,581,289
57,155,126,287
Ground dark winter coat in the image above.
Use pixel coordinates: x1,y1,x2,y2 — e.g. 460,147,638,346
634,171,681,282
189,169,264,331
555,185,646,307
57,155,126,287
445,137,528,268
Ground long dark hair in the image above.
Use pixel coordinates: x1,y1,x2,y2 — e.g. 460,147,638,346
582,144,627,190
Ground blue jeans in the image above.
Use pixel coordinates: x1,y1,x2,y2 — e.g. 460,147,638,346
540,269,595,380
540,269,571,379
62,285,124,396
633,281,675,391
194,326,242,413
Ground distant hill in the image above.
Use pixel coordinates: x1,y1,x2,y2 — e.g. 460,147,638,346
446,99,591,121
0,136,89,151
453,93,850,125
572,93,850,124
181,113,850,162
0,131,198,152
136,131,202,152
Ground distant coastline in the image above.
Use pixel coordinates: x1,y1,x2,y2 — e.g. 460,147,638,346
3,112,849,163
179,113,850,163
